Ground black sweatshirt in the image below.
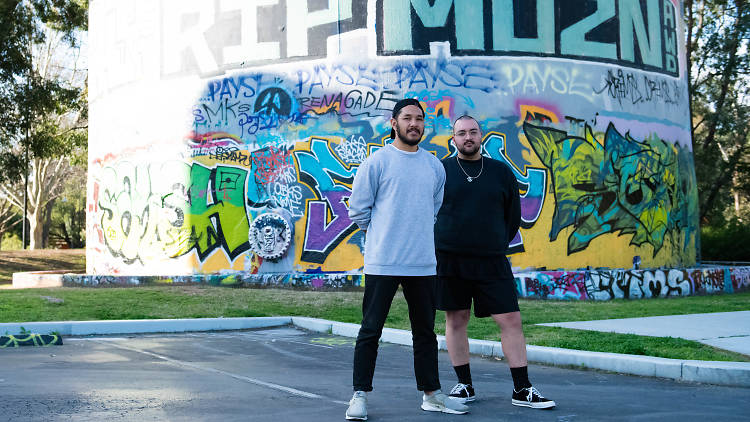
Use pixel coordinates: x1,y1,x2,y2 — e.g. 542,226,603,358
434,156,521,257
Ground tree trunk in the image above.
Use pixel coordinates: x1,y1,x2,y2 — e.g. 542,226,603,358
60,220,71,247
683,0,695,80
28,207,45,249
0,157,74,249
42,199,54,248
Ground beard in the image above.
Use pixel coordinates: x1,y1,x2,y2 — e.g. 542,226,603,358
395,121,423,146
457,141,481,157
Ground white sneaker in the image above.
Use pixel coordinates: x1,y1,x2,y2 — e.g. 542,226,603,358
421,390,469,414
345,391,367,420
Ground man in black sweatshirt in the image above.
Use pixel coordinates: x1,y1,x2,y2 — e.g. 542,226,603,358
434,115,555,409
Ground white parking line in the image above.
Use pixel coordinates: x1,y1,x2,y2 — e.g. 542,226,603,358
66,337,130,341
94,339,349,405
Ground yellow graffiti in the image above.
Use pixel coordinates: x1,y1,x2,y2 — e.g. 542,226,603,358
1,334,62,348
516,105,560,126
98,161,193,264
310,337,356,346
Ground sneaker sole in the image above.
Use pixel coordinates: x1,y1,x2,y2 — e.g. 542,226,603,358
345,413,367,421
421,403,469,414
511,399,556,409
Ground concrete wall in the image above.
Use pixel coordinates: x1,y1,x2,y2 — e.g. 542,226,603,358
88,0,697,276
58,266,750,301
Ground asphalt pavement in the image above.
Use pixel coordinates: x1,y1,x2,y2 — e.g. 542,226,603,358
2,326,749,422
2,315,749,387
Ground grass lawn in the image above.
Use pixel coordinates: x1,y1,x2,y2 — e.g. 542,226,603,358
1,285,748,362
0,249,85,285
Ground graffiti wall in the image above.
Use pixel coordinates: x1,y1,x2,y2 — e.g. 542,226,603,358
515,266,750,300
88,0,698,276
60,265,750,300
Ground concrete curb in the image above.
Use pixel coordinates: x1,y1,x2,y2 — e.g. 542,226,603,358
1,317,748,387
0,317,292,336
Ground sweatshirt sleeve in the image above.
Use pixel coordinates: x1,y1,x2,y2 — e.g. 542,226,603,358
433,160,446,223
348,157,378,230
506,174,521,243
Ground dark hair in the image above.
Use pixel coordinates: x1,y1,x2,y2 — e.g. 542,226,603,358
452,115,480,132
390,98,425,139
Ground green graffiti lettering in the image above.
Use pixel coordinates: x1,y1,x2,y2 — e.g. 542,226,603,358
189,164,250,260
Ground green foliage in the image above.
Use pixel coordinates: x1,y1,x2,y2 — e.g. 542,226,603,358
523,326,746,361
32,0,88,36
701,219,750,261
1,233,23,250
50,176,86,248
0,0,88,182
687,0,750,224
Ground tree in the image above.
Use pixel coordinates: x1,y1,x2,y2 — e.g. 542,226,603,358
0,198,22,250
0,155,82,248
0,0,88,249
685,0,750,224
49,164,86,248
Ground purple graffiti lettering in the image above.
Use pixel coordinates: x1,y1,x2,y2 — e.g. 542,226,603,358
520,196,543,223
304,190,354,253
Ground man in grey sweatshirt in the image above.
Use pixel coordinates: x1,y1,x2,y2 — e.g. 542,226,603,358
344,99,468,420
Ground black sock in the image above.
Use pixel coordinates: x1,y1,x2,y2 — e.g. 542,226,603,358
510,366,531,391
453,364,472,385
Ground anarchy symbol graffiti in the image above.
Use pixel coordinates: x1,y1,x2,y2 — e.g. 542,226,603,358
248,212,291,261
254,87,292,116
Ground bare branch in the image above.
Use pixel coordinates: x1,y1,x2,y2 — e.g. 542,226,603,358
692,117,706,133
0,185,24,209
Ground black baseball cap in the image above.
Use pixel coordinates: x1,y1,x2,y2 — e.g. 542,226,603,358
390,98,425,139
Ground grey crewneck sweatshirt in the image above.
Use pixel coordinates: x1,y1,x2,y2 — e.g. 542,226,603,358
348,143,445,276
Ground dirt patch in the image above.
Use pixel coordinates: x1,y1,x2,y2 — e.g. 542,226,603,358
0,249,85,285
169,285,213,296
40,295,64,304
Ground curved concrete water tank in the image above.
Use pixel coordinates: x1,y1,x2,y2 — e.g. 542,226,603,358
88,0,697,276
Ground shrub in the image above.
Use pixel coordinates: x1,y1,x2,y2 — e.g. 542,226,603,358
701,219,750,262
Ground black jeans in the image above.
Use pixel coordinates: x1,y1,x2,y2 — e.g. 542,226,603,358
352,274,441,392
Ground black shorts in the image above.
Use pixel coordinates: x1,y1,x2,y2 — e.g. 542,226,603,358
435,251,520,318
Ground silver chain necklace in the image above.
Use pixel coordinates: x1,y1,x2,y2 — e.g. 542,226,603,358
456,155,483,182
